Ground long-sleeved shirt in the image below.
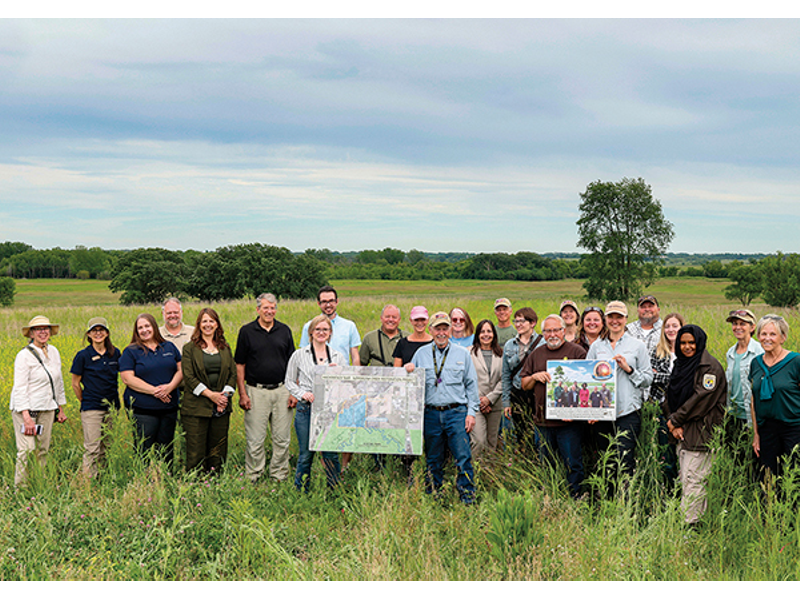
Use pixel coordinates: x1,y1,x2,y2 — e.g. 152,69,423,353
501,333,545,408
10,343,67,412
411,341,480,417
587,333,653,418
284,344,347,401
726,338,763,423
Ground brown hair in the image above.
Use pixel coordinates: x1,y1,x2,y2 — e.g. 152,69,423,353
129,313,166,352
190,307,229,350
471,319,503,358
514,307,538,324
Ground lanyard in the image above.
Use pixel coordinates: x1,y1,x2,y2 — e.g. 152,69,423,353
310,344,332,365
432,344,450,387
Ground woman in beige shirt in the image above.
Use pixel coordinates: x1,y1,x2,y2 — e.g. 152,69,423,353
469,319,504,457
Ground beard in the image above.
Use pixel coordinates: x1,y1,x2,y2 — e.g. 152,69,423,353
546,338,563,350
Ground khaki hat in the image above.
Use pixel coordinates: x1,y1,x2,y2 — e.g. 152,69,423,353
727,309,756,325
494,298,512,309
559,300,579,314
22,315,59,337
604,301,628,317
86,317,110,332
429,311,451,328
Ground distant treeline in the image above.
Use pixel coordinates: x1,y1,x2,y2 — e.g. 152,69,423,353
0,240,773,287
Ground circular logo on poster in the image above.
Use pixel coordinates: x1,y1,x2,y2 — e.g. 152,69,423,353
593,361,613,380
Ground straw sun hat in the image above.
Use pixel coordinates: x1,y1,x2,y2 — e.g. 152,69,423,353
22,315,60,337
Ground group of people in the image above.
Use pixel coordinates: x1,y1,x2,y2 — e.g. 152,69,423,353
9,287,800,524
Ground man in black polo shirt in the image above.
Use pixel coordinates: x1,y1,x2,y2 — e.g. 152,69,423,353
235,293,296,482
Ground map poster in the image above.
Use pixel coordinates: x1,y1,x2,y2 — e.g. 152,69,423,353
309,365,425,455
545,359,617,421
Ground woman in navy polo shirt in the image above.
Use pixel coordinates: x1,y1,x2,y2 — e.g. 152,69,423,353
120,313,183,467
70,317,120,479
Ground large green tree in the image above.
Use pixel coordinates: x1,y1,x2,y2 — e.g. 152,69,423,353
576,178,674,301
109,248,188,305
759,252,800,308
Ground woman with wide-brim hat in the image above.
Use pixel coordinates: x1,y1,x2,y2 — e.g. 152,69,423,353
10,315,68,486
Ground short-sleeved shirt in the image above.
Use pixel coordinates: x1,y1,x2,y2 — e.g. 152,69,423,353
496,325,516,349
70,345,121,411
119,342,181,412
159,324,195,353
234,319,295,386
300,314,361,363
393,338,433,366
359,328,407,367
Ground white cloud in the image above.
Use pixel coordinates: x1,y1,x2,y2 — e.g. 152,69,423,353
1,19,799,252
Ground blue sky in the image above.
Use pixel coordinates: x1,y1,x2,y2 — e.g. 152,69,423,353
1,16,799,254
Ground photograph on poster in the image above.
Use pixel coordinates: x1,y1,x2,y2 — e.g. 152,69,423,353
546,359,617,421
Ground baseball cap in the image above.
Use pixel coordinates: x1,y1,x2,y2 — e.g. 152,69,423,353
605,301,629,317
429,312,451,328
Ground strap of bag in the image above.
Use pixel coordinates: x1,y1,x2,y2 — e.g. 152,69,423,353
510,334,542,379
25,344,58,409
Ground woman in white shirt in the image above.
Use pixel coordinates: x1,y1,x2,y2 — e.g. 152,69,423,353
10,315,67,486
285,314,346,491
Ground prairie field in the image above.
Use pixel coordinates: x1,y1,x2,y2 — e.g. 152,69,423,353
2,277,800,581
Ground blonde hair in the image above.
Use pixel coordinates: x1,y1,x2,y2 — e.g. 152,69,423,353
655,312,684,359
756,314,789,340
308,314,333,341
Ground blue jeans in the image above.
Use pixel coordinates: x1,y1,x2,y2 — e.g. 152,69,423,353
535,423,584,498
294,401,341,491
424,405,475,504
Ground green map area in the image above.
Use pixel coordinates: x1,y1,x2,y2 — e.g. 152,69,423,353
309,366,425,455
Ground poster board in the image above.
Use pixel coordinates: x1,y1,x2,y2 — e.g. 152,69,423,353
309,365,425,455
545,359,617,421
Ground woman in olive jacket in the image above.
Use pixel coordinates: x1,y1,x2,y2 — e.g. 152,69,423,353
181,308,237,473
663,324,727,525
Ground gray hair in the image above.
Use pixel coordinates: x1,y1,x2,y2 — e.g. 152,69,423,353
162,297,182,309
381,304,400,318
256,293,278,307
543,314,566,329
756,314,789,339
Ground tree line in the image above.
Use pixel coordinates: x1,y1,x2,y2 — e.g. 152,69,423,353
2,238,798,309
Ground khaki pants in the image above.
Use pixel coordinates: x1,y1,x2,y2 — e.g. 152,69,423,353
81,409,112,478
678,443,713,524
244,384,293,481
12,410,55,486
470,407,503,456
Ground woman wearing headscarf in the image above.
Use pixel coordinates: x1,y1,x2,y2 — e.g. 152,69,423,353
664,324,727,525
10,315,68,486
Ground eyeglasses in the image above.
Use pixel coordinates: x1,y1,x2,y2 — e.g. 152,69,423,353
313,327,331,333
542,328,564,334
451,318,465,323
583,306,603,314
513,319,530,325
319,300,337,305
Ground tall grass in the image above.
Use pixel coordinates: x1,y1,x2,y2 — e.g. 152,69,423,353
2,280,800,580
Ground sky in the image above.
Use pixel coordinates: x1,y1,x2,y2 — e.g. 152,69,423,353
1,14,799,254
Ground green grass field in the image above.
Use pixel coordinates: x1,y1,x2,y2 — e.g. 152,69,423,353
2,277,800,580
